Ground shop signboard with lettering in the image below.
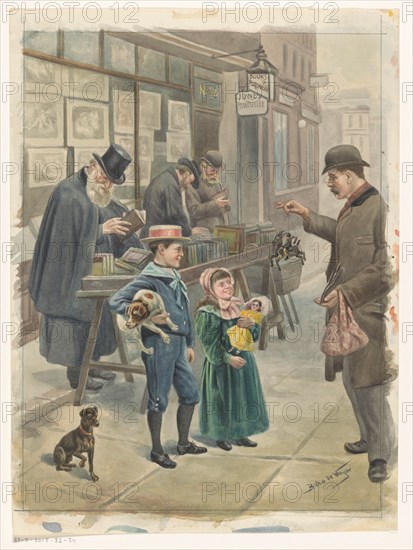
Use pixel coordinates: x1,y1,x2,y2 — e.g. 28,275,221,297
236,91,268,116
247,72,275,101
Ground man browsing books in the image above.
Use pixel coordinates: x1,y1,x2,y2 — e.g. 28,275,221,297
185,150,231,232
29,144,143,392
140,158,199,239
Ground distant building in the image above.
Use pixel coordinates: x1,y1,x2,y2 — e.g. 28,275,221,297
320,88,383,195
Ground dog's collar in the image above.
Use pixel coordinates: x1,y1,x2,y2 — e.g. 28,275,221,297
79,425,93,436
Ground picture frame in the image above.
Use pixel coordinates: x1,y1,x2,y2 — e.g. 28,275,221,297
24,56,62,90
139,90,161,130
63,31,100,66
24,148,68,188
113,135,135,184
138,129,154,160
213,225,245,255
168,100,190,132
104,34,136,74
166,131,191,162
62,66,109,102
23,94,64,146
138,46,166,81
66,99,109,147
113,90,135,134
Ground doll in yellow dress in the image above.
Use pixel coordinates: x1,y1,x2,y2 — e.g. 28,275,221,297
227,297,268,353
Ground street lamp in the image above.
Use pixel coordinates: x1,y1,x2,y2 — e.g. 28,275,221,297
246,44,278,101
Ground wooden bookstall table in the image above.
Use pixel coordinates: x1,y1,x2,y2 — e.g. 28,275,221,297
75,243,285,405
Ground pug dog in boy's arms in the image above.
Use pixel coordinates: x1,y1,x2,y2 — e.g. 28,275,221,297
121,289,179,355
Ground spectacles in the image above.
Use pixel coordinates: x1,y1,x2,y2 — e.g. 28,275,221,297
324,173,340,184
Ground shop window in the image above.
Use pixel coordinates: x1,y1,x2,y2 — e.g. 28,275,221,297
104,35,136,74
170,56,190,87
138,47,166,82
24,31,58,56
293,52,297,79
273,111,288,191
63,32,100,66
306,124,316,184
283,44,288,74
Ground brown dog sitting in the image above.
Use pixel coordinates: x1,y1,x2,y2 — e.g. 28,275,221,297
53,406,99,482
123,289,179,355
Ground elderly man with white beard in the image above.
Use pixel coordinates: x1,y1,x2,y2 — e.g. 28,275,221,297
29,144,142,391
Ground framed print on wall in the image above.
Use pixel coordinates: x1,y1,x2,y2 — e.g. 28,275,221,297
166,131,191,162
113,89,135,134
114,135,135,184
168,100,190,132
62,67,109,102
139,90,161,130
23,94,64,147
24,148,68,188
138,129,154,160
66,99,109,147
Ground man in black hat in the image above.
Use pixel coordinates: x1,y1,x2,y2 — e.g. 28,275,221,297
276,144,396,483
140,158,199,238
185,150,231,233
29,143,143,391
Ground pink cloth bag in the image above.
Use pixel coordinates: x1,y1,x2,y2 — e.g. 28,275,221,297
320,291,369,357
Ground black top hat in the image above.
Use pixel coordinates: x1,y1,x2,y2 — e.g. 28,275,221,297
322,144,370,175
177,157,200,188
93,143,132,185
200,150,223,169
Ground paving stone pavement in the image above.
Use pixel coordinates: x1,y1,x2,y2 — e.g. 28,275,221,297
12,271,398,535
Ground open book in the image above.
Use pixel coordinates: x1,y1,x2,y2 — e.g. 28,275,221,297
117,209,145,241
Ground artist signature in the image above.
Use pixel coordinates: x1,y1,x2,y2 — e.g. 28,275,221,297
304,460,351,494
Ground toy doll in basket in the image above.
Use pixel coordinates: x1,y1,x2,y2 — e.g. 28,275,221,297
226,296,269,354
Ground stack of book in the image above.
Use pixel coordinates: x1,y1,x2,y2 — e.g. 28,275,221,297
180,239,229,268
258,221,278,245
114,247,153,274
92,253,114,276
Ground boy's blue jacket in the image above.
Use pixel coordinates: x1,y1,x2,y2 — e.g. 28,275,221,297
108,262,195,348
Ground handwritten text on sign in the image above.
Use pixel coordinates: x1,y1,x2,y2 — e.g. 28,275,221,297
236,91,268,116
247,73,274,100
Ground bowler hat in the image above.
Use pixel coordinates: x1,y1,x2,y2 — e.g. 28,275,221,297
322,144,370,175
93,143,132,185
200,150,223,169
177,157,200,188
140,225,191,243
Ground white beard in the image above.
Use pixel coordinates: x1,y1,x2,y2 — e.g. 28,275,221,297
86,177,114,207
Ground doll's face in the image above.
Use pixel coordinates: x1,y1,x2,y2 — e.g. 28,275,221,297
251,301,261,311
212,276,234,300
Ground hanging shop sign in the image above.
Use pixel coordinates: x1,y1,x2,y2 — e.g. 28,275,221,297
236,91,268,116
247,72,275,101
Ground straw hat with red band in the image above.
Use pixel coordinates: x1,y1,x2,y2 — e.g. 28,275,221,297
140,225,191,243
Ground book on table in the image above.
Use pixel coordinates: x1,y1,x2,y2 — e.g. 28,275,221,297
114,247,153,273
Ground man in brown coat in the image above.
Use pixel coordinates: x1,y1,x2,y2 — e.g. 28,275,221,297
277,144,396,483
185,150,231,232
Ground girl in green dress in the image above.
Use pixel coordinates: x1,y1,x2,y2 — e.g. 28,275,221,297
195,267,269,451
